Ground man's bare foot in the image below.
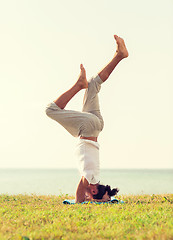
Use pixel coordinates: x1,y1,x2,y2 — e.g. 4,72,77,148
76,64,88,89
114,35,129,59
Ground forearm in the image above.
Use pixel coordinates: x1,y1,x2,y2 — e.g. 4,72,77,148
75,177,88,203
98,53,122,82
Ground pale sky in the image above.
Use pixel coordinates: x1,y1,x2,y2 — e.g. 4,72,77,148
0,0,172,169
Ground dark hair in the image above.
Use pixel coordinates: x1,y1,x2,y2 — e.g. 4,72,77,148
93,184,119,200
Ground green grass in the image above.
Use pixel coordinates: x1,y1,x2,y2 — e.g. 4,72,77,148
0,194,173,240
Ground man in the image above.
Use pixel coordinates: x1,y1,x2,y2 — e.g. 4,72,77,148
46,35,128,203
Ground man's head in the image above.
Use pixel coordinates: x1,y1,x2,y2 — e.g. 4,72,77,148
87,184,119,202
92,184,119,201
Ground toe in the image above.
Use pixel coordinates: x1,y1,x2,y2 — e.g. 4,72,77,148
114,35,119,40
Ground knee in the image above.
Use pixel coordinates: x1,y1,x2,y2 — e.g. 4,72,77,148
45,102,55,117
45,107,52,117
45,102,62,118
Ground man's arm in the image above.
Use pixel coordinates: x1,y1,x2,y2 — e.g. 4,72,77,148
75,177,89,203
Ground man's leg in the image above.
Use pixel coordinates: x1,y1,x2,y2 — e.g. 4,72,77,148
46,64,91,138
82,35,129,128
54,64,88,109
82,74,104,130
98,35,129,82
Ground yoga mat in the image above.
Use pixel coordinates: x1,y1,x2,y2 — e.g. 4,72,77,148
63,196,124,205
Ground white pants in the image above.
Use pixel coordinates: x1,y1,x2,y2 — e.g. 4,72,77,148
45,75,104,138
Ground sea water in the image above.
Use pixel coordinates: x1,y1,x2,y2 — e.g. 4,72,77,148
0,169,172,196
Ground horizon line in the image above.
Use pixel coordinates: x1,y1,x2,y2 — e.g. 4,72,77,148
0,167,172,170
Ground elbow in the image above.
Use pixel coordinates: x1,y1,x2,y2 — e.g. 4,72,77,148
81,176,89,187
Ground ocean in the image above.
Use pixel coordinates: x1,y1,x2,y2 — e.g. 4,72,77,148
0,169,172,196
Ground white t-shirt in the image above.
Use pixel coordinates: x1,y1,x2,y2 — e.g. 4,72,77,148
75,138,100,184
